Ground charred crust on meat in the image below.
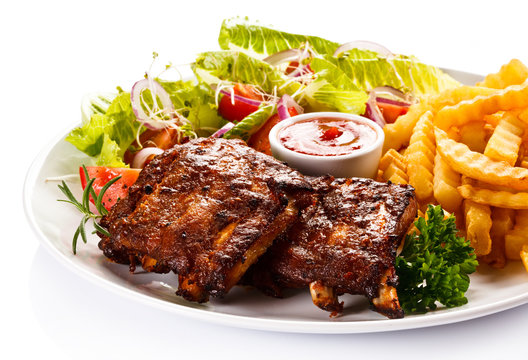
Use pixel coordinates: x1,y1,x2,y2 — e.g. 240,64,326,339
245,176,417,319
97,137,313,303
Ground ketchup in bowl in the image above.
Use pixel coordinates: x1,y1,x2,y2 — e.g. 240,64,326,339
278,117,377,156
268,112,384,179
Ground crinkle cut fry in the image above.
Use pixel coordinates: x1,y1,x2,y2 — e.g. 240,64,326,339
480,207,515,269
435,81,528,131
382,86,496,153
406,110,435,202
434,127,528,191
477,59,528,89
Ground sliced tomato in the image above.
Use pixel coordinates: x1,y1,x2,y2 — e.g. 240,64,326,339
79,166,141,211
218,83,263,122
123,128,180,165
377,102,409,124
248,107,299,155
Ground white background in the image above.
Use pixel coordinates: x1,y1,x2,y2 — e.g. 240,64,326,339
4,0,528,358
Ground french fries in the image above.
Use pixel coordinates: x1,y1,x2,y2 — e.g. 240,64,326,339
476,59,528,89
378,59,528,274
433,153,462,213
377,149,408,184
406,111,435,201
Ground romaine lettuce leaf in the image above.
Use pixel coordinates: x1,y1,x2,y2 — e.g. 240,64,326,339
193,50,302,97
303,57,369,114
218,17,339,58
326,50,460,97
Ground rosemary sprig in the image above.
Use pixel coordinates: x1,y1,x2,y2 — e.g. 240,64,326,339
57,165,121,254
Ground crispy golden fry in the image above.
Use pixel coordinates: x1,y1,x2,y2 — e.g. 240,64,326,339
505,210,528,260
459,122,488,153
521,245,528,272
378,149,408,184
480,207,515,269
383,102,431,153
484,112,524,166
464,199,492,256
406,111,435,201
433,152,462,213
458,184,528,209
483,112,503,127
434,82,528,130
519,108,528,125
379,148,405,172
435,127,528,191
477,59,528,89
427,85,496,109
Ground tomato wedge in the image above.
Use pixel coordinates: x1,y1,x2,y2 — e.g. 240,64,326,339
79,166,140,211
218,83,263,122
248,107,299,155
377,101,409,124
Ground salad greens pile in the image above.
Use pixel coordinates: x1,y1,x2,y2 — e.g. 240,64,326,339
396,205,478,314
66,16,459,166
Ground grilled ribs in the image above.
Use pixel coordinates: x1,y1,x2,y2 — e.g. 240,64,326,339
98,137,313,302
243,176,417,318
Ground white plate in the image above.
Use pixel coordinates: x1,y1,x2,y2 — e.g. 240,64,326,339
23,70,528,334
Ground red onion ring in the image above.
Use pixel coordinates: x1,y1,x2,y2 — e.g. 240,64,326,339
363,93,386,128
218,88,263,107
211,122,235,138
263,48,303,66
333,41,393,57
375,97,411,108
277,94,304,121
132,147,164,169
131,78,175,130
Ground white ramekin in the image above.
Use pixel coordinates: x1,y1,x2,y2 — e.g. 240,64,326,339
268,112,384,178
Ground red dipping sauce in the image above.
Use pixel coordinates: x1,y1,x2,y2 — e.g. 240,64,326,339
278,117,377,156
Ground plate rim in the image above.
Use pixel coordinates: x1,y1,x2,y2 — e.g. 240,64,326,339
23,69,528,334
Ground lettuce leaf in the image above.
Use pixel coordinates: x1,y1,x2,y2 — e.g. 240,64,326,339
325,50,460,97
193,50,302,97
217,19,459,105
68,80,226,167
66,91,140,167
218,17,339,58
158,79,225,136
304,57,369,113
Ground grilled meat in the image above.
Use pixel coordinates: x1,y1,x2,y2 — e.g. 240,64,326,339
98,137,313,303
243,177,417,318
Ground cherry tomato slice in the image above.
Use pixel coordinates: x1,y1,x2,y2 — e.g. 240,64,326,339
79,166,140,211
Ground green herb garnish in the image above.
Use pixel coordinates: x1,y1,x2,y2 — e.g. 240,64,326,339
57,165,121,254
396,205,479,314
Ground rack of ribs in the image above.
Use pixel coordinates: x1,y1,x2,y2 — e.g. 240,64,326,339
243,176,417,318
98,137,313,303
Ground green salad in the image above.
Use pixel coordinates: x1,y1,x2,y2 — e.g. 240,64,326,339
66,16,459,167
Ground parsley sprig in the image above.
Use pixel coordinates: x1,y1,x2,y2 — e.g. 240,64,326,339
57,165,121,254
396,205,479,314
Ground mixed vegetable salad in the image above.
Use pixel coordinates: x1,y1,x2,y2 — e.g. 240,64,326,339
67,17,460,170
60,17,478,314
